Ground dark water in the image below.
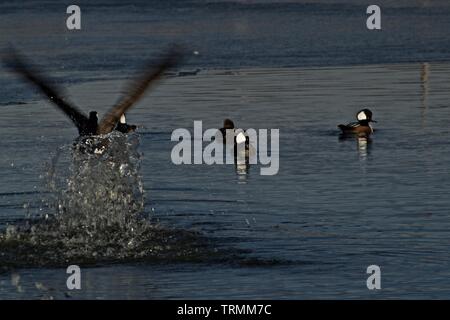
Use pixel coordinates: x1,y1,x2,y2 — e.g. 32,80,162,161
1,0,450,299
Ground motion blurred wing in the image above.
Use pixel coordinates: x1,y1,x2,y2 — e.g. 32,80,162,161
97,47,182,135
3,48,89,131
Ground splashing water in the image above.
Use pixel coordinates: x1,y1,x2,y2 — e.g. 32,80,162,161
0,132,218,269
49,132,146,236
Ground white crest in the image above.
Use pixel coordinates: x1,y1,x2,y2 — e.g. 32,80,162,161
120,114,126,124
235,130,246,144
357,111,367,121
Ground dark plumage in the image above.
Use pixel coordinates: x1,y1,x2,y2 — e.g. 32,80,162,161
3,47,182,138
338,108,377,136
219,118,235,143
218,119,250,161
115,114,137,134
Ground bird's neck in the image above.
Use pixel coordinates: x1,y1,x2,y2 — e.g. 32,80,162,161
358,120,370,126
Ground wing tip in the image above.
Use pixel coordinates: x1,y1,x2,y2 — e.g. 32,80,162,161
165,44,185,68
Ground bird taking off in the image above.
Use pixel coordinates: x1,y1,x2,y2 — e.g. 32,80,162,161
3,46,182,137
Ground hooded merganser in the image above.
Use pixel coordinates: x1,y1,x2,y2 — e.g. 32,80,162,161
338,108,377,136
4,47,181,138
217,119,251,159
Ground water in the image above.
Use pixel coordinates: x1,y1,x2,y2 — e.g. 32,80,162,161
1,0,450,299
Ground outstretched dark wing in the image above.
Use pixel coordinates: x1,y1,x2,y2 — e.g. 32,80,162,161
97,47,182,135
3,48,89,131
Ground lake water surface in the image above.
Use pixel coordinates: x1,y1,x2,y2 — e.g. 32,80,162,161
1,0,450,299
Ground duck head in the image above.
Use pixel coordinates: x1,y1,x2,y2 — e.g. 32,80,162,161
89,111,98,123
356,108,376,124
223,118,235,129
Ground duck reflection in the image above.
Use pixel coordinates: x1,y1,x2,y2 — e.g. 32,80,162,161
338,133,372,160
356,135,371,160
234,147,250,182
235,163,249,183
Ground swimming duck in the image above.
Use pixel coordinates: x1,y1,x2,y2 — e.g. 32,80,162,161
338,108,376,136
217,119,250,160
3,47,181,138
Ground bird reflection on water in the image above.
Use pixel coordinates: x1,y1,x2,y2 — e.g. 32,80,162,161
338,132,372,161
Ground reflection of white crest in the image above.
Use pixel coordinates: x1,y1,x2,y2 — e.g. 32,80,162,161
236,132,246,144
120,114,126,124
357,137,368,160
236,163,248,176
357,111,367,121
358,137,367,149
